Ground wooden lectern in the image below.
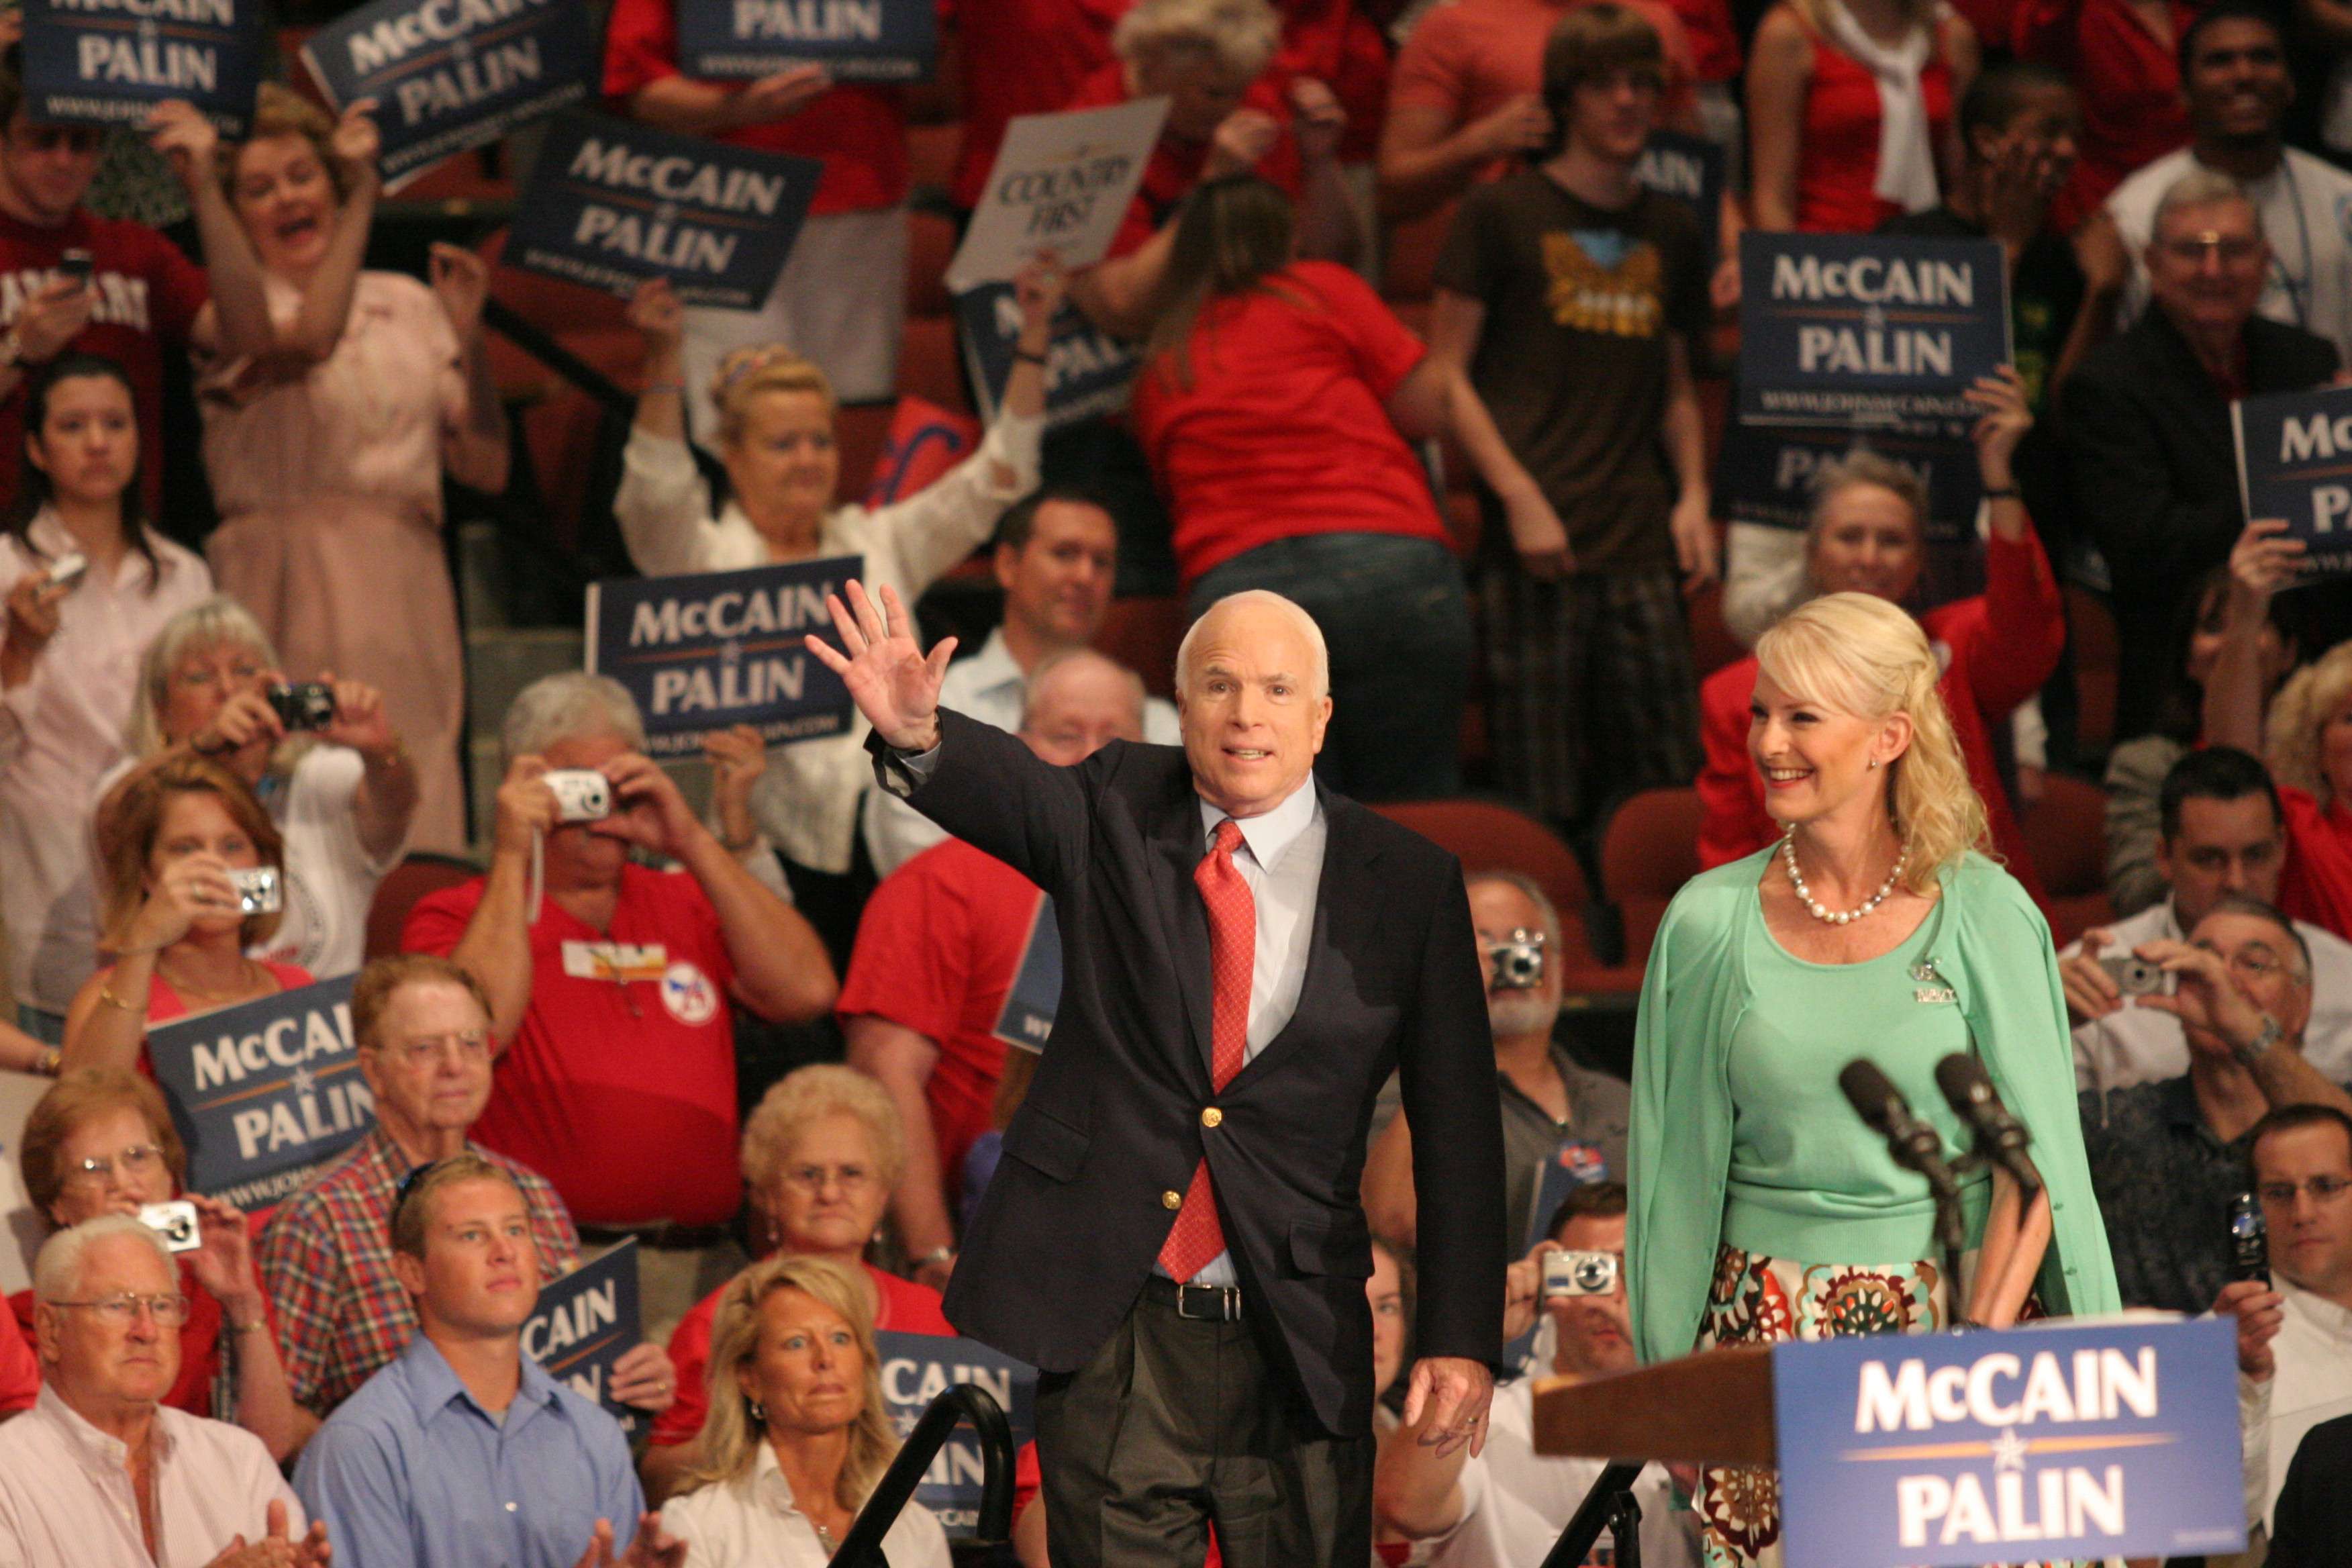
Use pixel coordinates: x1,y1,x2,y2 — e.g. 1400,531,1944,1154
1530,1342,1779,1465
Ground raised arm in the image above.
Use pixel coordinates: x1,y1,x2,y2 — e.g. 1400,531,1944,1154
2205,520,2303,756
1951,368,2064,714
429,244,510,494
437,757,557,1044
150,99,273,362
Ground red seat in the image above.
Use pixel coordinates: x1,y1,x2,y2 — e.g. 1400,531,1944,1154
1600,787,1704,969
2066,585,2118,757
907,206,959,317
1370,799,1642,993
2019,772,2114,948
366,853,483,960
897,313,973,414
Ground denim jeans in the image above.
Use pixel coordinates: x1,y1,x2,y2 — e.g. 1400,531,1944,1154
1187,532,1471,801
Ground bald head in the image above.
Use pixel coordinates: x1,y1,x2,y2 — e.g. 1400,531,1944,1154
1020,648,1148,765
1175,591,1333,819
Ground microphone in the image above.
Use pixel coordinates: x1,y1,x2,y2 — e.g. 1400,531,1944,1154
1839,1059,1959,1198
1934,1054,2043,1197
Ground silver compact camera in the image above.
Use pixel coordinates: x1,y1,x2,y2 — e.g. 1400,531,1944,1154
138,1199,201,1254
2098,954,2176,997
543,769,612,823
229,866,281,916
45,550,87,591
1541,1248,1619,1299
1487,928,1547,991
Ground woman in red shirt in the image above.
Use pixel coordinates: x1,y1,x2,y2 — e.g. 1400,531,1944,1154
2012,0,2194,232
1694,368,2063,909
1130,175,1471,799
1748,0,1977,232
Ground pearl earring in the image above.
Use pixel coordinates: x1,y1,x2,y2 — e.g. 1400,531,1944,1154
748,1398,766,1424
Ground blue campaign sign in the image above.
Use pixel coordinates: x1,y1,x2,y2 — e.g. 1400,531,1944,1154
22,0,266,136
2235,385,2352,580
505,110,821,308
1738,233,2010,428
1774,1317,2245,1567
524,1240,644,1437
146,975,371,1211
1635,130,1725,266
584,555,858,756
989,891,1061,1053
875,1331,1036,1538
953,284,1138,431
300,0,596,190
1715,418,1983,542
675,0,935,82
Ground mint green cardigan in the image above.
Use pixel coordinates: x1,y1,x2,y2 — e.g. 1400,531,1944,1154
1626,848,2121,1364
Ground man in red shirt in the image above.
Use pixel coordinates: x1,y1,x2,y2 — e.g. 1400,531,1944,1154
402,672,837,1337
0,64,209,522
843,648,1149,1295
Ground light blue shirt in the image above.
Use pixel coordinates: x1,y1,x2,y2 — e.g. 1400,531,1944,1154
293,1333,644,1568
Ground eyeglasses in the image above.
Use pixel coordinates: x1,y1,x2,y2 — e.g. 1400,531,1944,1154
780,1163,877,1196
2257,1175,2352,1205
375,1030,491,1067
47,1292,191,1326
62,1144,164,1188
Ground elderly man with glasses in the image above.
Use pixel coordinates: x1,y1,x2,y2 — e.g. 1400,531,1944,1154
2079,893,2352,1313
0,1213,328,1566
256,954,676,1419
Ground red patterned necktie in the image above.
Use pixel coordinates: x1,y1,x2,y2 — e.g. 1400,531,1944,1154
1158,817,1255,1283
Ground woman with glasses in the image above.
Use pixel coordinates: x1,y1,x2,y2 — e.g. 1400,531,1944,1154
11,1067,313,1456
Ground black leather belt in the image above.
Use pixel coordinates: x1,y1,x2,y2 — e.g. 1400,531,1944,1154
1144,1274,1244,1322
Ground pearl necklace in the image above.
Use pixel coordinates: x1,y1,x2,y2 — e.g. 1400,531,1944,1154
1781,831,1906,925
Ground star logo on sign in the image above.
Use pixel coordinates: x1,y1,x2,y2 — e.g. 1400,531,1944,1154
1865,302,1888,333
291,1064,316,1097
654,201,679,228
720,637,743,665
1990,1427,2029,1473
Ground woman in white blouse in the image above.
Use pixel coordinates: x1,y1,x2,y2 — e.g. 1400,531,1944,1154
617,260,1062,950
659,1253,951,1568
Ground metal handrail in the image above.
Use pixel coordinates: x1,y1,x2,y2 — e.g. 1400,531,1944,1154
831,1383,1016,1566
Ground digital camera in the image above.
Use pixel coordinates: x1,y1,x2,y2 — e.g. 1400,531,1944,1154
1487,928,1547,991
544,769,612,823
2098,954,2175,997
229,866,281,916
1541,1249,1619,1299
266,682,336,731
57,248,92,283
138,1199,201,1253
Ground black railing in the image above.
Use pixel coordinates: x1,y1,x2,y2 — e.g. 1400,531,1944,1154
831,1383,1016,1567
1542,1459,1646,1568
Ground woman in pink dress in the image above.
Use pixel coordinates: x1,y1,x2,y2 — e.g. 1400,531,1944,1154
174,86,507,854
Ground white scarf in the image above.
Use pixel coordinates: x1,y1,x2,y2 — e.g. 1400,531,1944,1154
1822,0,1941,214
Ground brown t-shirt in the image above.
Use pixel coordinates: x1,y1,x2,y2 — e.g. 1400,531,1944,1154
1436,169,1710,573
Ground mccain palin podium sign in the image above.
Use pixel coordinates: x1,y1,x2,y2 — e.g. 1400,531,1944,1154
507,109,820,308
585,556,858,756
673,0,935,83
2235,383,2352,583
21,0,266,136
1773,1316,2245,1567
1738,232,2010,429
301,0,597,190
146,974,371,1212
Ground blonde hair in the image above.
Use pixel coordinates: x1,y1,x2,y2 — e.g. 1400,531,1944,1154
224,83,352,205
1754,593,1988,893
124,595,314,775
95,754,286,950
708,345,837,450
675,1255,897,1504
2265,641,2352,804
741,1065,908,1195
1785,0,1936,38
1114,0,1282,81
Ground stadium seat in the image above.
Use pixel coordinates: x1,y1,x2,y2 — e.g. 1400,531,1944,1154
2018,771,2114,949
1370,799,1642,993
366,852,484,960
1600,787,1704,968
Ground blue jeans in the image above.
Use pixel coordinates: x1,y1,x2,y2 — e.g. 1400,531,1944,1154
1187,533,1471,801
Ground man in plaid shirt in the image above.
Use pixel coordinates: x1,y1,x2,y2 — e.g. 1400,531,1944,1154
257,955,681,1418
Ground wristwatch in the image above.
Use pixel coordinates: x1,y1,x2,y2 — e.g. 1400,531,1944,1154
912,1245,955,1270
2232,1016,2284,1072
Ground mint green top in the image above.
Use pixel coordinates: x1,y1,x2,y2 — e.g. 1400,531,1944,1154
1628,849,2121,1365
1724,890,1992,1263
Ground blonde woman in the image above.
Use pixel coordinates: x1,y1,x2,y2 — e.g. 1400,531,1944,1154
658,1254,950,1567
1627,591,2118,1567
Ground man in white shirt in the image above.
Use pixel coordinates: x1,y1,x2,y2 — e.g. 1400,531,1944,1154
2214,1104,2352,1538
1374,1185,1700,1567
862,488,1179,874
0,1214,324,1568
2063,746,2352,1091
2103,2,2352,362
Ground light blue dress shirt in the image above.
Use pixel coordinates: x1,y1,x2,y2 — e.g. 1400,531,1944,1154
293,1334,644,1568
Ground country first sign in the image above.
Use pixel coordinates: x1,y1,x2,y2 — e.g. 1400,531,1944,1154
1773,1317,2245,1568
2235,384,2352,581
23,0,266,135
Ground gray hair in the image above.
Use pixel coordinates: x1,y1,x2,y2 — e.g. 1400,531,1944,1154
2152,167,2263,242
33,1214,172,1304
499,672,646,773
1805,449,1928,544
1022,648,1147,730
1467,869,1563,954
2204,891,2313,985
1175,590,1332,702
1113,0,1281,81
126,595,281,758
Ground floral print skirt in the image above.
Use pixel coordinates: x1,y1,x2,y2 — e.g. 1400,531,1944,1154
1692,1244,2075,1568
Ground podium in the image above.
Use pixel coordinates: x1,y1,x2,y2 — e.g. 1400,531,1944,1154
1526,1321,2247,1568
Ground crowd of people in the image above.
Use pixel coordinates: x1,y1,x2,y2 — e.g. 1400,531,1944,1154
0,0,2351,1561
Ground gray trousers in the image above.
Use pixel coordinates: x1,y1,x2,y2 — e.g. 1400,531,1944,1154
1033,1286,1373,1568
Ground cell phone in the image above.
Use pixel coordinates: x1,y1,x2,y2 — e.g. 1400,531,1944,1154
543,769,612,823
45,550,87,591
2230,1191,2270,1287
56,248,91,283
265,682,336,731
1541,1249,1620,1300
229,866,281,916
138,1199,201,1254
2098,954,2176,997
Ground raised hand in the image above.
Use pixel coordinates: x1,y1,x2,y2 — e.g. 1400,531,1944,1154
1013,250,1069,338
1205,109,1280,179
1963,365,2032,488
317,670,398,757
330,99,382,178
428,243,491,342
146,99,219,189
1473,93,1551,161
803,580,958,751
1289,76,1347,164
701,724,765,850
2231,518,2307,601
628,276,685,354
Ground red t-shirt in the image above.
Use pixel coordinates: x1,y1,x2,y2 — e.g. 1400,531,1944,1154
1275,0,1393,163
1793,13,1955,234
946,0,1133,210
0,208,208,522
1064,62,1306,259
2280,787,2352,944
838,839,1049,1208
0,1290,35,1414
1130,260,1447,586
601,0,910,215
402,863,742,1228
